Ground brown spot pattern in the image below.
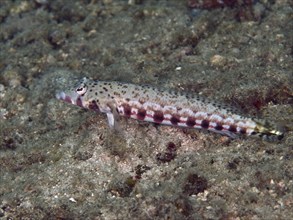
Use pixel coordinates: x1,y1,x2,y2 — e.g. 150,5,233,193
88,100,100,112
153,111,164,123
170,115,180,125
228,125,237,133
201,120,209,129
123,104,132,117
215,124,223,131
137,108,146,120
186,117,196,127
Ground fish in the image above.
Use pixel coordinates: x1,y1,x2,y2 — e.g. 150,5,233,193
56,77,284,141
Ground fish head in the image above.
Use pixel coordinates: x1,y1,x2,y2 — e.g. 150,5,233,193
56,77,92,109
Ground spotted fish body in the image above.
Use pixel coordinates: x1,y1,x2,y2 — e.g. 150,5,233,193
56,77,283,140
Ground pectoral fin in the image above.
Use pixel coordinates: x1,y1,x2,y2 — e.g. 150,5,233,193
106,104,121,131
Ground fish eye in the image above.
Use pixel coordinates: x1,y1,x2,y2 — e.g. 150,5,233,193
76,84,87,95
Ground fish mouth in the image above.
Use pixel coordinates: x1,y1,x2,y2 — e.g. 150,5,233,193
56,91,84,107
56,91,73,103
